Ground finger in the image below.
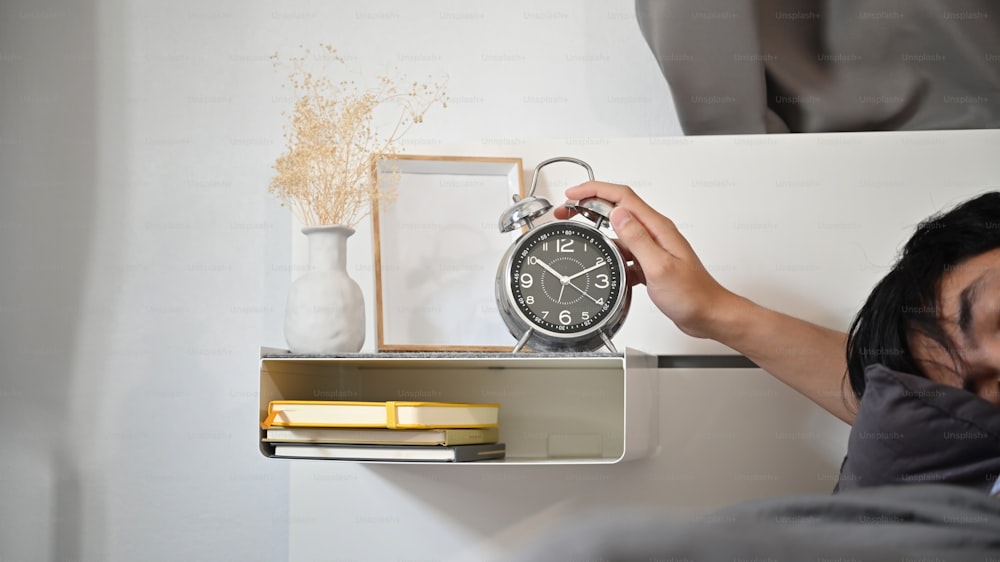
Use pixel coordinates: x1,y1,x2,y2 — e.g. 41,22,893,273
609,206,676,274
553,183,631,220
552,204,577,220
554,181,642,220
565,181,648,210
566,182,690,254
561,182,655,231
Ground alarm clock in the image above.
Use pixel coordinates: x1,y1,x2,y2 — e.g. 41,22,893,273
495,157,631,353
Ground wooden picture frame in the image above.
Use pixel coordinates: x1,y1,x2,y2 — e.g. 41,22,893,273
372,155,525,352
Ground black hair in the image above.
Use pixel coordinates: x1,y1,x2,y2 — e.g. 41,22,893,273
845,191,1000,403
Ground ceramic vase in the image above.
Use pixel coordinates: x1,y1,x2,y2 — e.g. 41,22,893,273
284,225,365,353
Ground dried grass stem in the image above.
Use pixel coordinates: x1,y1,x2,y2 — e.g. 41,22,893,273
269,45,447,227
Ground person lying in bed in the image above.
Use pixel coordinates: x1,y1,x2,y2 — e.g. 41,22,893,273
555,183,1000,496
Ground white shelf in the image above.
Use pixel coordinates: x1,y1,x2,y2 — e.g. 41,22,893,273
258,348,659,465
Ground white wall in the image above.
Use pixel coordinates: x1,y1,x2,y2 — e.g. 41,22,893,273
0,0,682,560
5,0,997,560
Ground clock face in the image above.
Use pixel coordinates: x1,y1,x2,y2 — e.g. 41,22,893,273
507,221,625,336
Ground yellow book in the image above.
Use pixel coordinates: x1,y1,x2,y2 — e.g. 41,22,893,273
261,400,500,429
262,426,500,446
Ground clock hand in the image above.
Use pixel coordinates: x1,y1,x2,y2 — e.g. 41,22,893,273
565,280,601,305
533,257,572,302
533,258,566,281
565,261,606,282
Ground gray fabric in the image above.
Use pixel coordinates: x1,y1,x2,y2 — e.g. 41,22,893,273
837,363,1000,492
636,0,1000,134
511,484,1000,561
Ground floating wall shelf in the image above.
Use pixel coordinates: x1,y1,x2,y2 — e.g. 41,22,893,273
258,347,660,465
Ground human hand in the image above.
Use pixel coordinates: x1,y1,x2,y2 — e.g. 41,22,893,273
554,181,744,340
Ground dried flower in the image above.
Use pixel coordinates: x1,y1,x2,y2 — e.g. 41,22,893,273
269,45,447,227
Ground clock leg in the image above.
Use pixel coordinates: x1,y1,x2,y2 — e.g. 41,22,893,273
599,332,618,354
512,328,534,354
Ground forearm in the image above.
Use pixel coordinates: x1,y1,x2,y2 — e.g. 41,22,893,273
713,295,855,424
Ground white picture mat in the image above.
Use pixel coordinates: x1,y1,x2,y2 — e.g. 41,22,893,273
374,156,524,350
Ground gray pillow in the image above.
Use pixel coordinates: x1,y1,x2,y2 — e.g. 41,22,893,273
837,363,1000,492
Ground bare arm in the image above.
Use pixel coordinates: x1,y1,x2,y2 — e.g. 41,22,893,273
556,182,855,423
711,297,853,423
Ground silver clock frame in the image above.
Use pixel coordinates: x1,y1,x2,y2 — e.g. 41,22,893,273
494,156,632,353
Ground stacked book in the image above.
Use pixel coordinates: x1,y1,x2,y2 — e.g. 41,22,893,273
261,400,504,462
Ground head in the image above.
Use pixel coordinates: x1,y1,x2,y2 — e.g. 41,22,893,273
846,191,1000,407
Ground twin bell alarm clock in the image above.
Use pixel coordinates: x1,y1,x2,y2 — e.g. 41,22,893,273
495,157,631,353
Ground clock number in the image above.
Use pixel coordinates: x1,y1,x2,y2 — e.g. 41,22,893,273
525,295,534,305
559,310,572,325
582,311,590,320
541,311,549,318
595,257,605,266
520,273,533,288
556,238,574,253
595,274,609,289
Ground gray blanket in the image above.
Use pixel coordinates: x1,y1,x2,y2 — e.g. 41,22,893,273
512,484,1000,561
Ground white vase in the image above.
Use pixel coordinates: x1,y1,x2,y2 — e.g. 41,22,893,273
284,225,365,354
